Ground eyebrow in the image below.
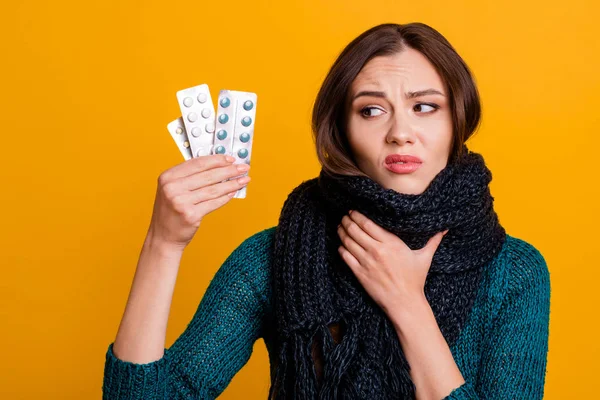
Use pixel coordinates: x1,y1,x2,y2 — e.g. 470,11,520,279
351,88,445,102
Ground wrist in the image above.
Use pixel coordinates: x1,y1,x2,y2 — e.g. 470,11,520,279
388,294,432,333
143,230,187,258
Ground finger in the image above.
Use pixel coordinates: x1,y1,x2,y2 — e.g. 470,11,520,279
180,163,250,191
340,215,376,253
337,223,367,265
347,210,389,242
183,176,251,204
338,245,362,272
192,190,237,216
164,154,235,181
416,230,448,260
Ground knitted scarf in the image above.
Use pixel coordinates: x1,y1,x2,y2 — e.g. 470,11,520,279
269,145,506,399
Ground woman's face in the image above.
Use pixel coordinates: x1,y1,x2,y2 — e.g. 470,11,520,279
345,48,453,195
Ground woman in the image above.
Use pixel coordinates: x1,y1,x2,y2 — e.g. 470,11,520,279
103,23,550,400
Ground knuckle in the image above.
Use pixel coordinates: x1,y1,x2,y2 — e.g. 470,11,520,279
157,172,170,187
162,182,177,199
171,196,186,212
195,156,209,169
182,210,196,224
347,223,358,234
340,235,348,246
206,185,219,197
372,248,384,262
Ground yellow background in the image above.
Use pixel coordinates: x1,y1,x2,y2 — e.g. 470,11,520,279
1,0,597,398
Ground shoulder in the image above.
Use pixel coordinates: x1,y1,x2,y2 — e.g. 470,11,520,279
246,225,277,247
492,235,551,306
503,235,550,291
229,226,277,256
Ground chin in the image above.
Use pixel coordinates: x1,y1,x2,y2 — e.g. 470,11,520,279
378,176,425,195
392,185,425,195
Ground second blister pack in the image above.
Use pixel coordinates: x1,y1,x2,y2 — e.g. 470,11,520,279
175,84,216,158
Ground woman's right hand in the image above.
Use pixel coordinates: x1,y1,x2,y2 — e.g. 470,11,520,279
146,154,251,250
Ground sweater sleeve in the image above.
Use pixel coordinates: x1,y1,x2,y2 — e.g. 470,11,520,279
102,227,276,400
444,238,551,400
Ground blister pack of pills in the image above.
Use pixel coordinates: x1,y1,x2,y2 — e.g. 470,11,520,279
213,89,257,198
176,84,217,158
166,118,192,161
167,84,257,199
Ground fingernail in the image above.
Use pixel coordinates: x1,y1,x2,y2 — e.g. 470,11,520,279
226,156,235,162
349,210,353,215
443,229,449,236
237,164,250,171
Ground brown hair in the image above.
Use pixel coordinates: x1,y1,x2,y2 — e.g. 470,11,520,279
312,22,482,177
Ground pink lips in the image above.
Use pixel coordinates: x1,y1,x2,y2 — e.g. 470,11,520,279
384,154,422,174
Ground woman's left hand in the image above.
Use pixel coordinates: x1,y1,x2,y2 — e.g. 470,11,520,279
337,209,448,314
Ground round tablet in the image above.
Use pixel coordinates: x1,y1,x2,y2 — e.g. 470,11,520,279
241,116,252,127
201,108,211,119
196,147,207,157
197,93,207,103
205,123,215,133
243,100,254,111
220,97,231,108
183,141,190,148
216,130,228,140
187,112,198,122
175,127,183,134
183,97,193,107
218,114,229,124
215,145,226,154
239,132,251,143
237,148,249,159
191,127,201,137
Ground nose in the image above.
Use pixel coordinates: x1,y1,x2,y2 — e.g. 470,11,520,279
386,112,416,145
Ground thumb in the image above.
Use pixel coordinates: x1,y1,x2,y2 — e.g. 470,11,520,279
417,229,449,260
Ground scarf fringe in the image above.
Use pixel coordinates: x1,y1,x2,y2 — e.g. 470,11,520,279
271,148,506,398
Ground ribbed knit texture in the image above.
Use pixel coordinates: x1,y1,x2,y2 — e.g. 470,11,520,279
102,227,550,399
269,146,507,399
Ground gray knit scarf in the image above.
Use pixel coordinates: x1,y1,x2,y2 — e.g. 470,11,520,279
269,144,506,399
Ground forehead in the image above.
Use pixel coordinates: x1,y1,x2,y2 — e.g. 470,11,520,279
351,48,444,91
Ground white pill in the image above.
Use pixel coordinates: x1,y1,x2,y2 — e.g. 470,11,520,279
183,141,190,148
187,112,198,122
197,93,207,103
201,108,211,119
175,127,183,134
205,123,215,133
191,127,201,137
196,146,208,157
183,97,193,107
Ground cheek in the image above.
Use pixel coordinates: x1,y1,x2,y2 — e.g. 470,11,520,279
345,116,370,157
346,133,379,168
422,116,453,157
424,130,453,173
438,114,454,153
439,128,454,159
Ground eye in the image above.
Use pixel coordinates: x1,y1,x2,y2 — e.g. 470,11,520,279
360,106,385,118
414,103,439,113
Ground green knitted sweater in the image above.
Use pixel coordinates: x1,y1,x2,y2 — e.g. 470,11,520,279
102,226,551,399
